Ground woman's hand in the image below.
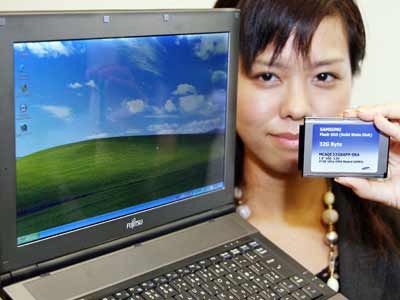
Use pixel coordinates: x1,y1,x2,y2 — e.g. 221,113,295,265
335,104,400,210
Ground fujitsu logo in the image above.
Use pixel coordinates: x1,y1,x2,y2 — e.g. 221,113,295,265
126,218,144,230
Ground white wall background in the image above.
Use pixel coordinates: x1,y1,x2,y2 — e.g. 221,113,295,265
0,0,398,107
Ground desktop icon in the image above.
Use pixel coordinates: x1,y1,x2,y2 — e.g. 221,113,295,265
20,104,28,113
20,124,28,132
21,84,28,93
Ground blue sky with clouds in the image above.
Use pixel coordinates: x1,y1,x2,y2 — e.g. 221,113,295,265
14,33,229,157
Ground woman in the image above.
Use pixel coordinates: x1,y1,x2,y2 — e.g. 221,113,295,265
214,0,400,299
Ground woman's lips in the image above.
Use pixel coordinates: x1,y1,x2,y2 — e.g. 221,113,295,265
270,132,299,149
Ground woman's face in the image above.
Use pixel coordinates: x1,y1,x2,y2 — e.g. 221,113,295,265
237,16,353,174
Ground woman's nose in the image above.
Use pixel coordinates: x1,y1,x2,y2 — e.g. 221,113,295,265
279,80,312,120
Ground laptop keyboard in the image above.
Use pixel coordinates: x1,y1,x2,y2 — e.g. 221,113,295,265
92,238,332,300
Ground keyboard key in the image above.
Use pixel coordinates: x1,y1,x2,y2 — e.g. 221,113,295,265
291,290,312,300
248,262,268,276
140,281,156,291
201,282,223,295
171,278,190,292
240,281,260,294
242,251,261,263
152,276,168,285
247,295,264,300
261,258,294,277
225,272,246,285
263,270,282,284
197,259,212,268
188,264,202,272
253,247,269,258
164,272,179,282
270,284,288,297
208,256,222,264
128,286,144,295
281,296,296,300
184,273,204,286
229,287,249,299
196,269,216,282
220,261,239,273
128,296,144,300
289,275,306,288
142,289,163,300
174,291,195,300
252,276,270,290
156,283,177,298
237,268,256,280
279,279,298,293
114,290,131,300
216,291,236,300
214,277,234,290
239,244,251,253
232,255,251,268
208,265,227,277
229,248,241,257
259,289,279,300
219,252,232,261
176,267,191,276
188,286,210,300
248,241,260,248
302,285,322,299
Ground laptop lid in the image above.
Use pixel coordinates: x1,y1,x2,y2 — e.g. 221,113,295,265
0,10,239,277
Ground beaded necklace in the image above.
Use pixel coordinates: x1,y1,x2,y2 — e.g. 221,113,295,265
234,184,340,291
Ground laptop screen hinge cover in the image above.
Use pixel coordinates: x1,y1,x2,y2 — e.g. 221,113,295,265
0,264,38,286
9,264,39,283
211,204,235,217
0,272,12,286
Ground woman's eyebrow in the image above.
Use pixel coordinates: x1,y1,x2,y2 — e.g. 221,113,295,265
253,57,346,70
253,59,289,70
310,58,345,68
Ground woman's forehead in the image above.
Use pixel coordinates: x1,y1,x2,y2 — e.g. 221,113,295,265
254,16,350,68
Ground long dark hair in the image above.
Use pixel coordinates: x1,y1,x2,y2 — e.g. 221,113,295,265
215,0,400,255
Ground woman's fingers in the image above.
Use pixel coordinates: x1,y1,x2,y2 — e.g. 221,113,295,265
334,177,399,209
373,114,400,142
342,104,400,141
343,103,400,121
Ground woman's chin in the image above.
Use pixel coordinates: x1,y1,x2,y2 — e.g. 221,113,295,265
265,153,301,175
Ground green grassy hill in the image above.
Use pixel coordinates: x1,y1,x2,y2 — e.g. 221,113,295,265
16,133,224,237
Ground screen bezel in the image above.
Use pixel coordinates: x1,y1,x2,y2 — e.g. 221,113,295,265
0,10,239,274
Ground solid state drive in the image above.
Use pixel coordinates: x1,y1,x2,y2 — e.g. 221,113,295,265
299,117,389,178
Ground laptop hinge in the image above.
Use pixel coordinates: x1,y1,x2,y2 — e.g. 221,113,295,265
0,272,12,286
4,204,235,285
0,263,39,286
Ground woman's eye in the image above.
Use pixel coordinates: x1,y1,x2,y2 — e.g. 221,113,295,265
314,72,336,83
258,72,279,82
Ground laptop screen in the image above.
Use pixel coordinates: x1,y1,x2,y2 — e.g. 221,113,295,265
14,33,228,245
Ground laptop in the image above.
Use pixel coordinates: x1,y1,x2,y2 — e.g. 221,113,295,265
0,10,347,300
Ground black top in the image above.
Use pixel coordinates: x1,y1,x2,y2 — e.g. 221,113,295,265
333,182,400,300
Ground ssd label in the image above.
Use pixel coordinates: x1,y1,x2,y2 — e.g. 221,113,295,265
311,124,380,173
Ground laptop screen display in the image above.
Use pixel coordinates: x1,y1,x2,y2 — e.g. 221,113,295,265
14,33,228,245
